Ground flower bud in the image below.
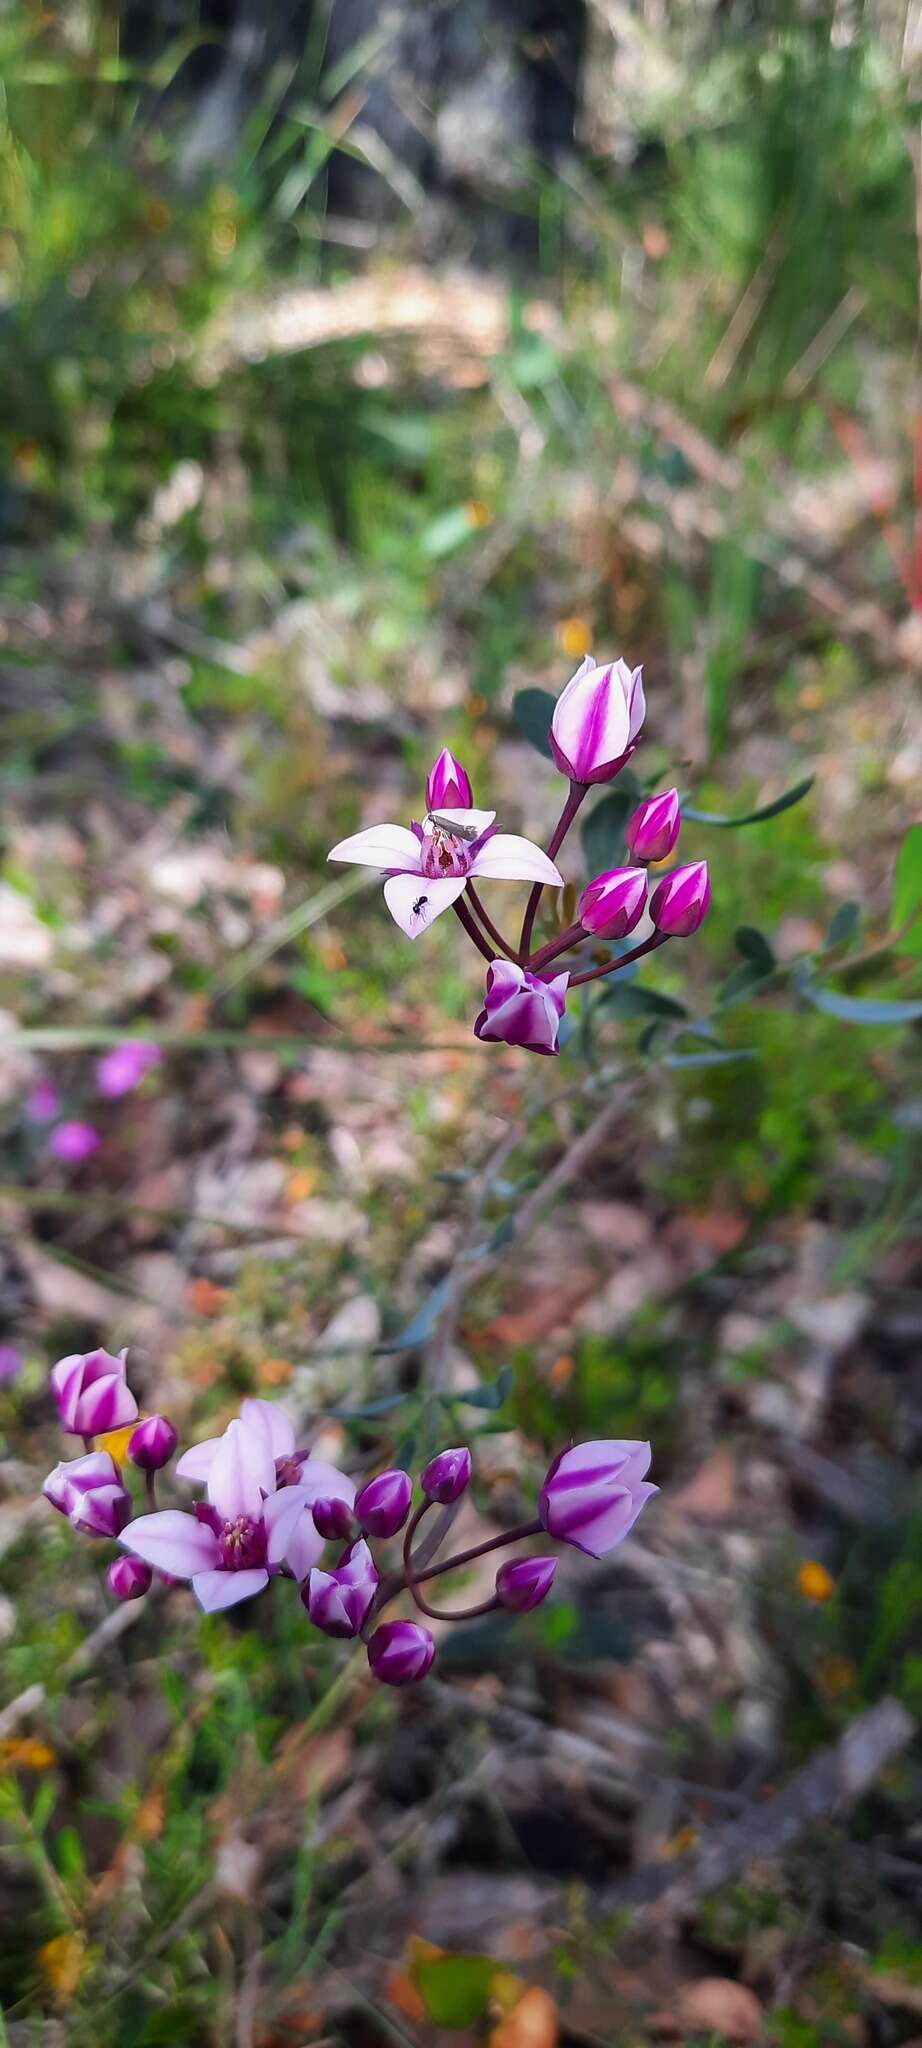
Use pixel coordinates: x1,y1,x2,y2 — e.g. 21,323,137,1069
311,1495,356,1542
49,1121,101,1165
128,1414,178,1472
474,962,569,1058
50,1347,138,1437
367,1620,436,1687
495,1555,558,1612
550,655,645,786
43,1450,132,1539
426,747,473,812
626,788,681,863
539,1440,657,1558
578,867,647,939
649,861,711,937
107,1555,152,1601
303,1540,377,1638
421,1446,472,1505
354,1468,413,1538
96,1041,161,1099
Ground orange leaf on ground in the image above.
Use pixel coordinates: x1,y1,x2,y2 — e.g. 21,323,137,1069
671,1446,738,1520
674,1977,764,2041
490,1986,559,2048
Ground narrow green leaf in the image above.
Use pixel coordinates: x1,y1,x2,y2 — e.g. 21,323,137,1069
734,926,776,974
664,1046,757,1068
892,824,922,956
684,775,814,828
512,688,556,759
825,901,862,951
598,982,689,1020
376,1276,454,1352
796,968,922,1025
581,790,633,876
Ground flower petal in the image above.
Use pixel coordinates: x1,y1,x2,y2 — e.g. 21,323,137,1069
470,835,564,887
383,871,467,938
294,1460,356,1509
239,1398,296,1461
328,824,421,872
191,1567,269,1613
121,1510,218,1578
174,1437,222,1483
206,1417,276,1521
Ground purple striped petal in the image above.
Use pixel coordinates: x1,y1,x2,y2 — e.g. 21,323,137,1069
239,1398,296,1462
121,1510,218,1578
207,1417,276,1521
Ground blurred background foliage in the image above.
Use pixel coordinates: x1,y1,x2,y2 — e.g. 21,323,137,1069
0,0,921,2040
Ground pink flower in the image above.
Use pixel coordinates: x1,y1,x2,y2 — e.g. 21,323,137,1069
43,1450,132,1538
49,1121,101,1165
50,1347,139,1437
578,868,647,939
125,1399,356,1609
27,1081,60,1122
329,806,562,940
96,1041,162,1099
426,748,473,812
367,1620,435,1686
304,1539,378,1637
626,789,681,863
550,655,645,786
539,1440,657,1558
649,861,711,937
474,961,569,1057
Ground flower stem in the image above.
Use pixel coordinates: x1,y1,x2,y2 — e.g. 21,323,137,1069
527,921,587,973
452,896,495,963
465,883,522,963
411,1518,543,1586
145,1471,157,1510
520,781,588,958
565,931,668,988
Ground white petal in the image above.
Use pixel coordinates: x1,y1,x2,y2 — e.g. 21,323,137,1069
471,835,564,886
121,1510,217,1578
383,871,467,938
239,1398,296,1461
207,1417,275,1521
262,1485,310,1565
295,1460,356,1509
174,1437,222,1483
327,823,421,871
192,1567,268,1612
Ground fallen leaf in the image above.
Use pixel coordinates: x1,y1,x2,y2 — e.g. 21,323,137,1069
386,1966,428,2023
673,1978,764,2041
39,1932,86,2003
490,1986,558,2048
186,1276,227,1317
671,1447,737,1520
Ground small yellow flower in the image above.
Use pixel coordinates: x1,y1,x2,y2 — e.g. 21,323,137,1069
286,1168,317,1207
556,615,592,659
798,1560,836,1603
465,499,494,529
0,1738,57,1772
95,1421,139,1468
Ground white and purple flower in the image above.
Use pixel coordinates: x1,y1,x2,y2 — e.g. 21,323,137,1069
120,1399,355,1612
550,654,645,786
474,960,569,1057
328,804,563,941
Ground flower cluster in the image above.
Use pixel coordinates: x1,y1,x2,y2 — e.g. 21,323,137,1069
42,1347,657,1687
329,656,710,1054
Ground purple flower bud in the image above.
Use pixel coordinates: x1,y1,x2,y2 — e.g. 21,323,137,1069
426,747,473,813
550,655,645,786
495,1555,558,1612
43,1450,132,1538
649,861,711,937
367,1620,436,1687
626,788,681,863
578,867,647,939
50,1346,138,1437
107,1555,152,1601
303,1539,378,1638
421,1446,472,1505
354,1468,413,1538
96,1041,162,1099
0,1345,23,1386
539,1440,657,1558
474,962,569,1058
311,1495,356,1542
49,1121,101,1166
26,1080,60,1122
128,1414,178,1473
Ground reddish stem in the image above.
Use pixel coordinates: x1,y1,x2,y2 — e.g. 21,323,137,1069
465,882,522,963
527,921,588,973
564,930,669,988
519,781,588,957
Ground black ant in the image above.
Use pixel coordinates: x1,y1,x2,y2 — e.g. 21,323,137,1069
412,895,429,919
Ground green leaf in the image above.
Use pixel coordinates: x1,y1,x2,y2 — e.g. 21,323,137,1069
825,901,862,951
415,1952,497,2028
734,926,776,974
684,775,814,828
457,1365,514,1410
419,506,480,559
581,790,633,876
327,1393,408,1420
512,688,556,760
376,1276,454,1352
795,968,922,1026
598,982,689,1020
892,824,922,955
664,1046,757,1068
